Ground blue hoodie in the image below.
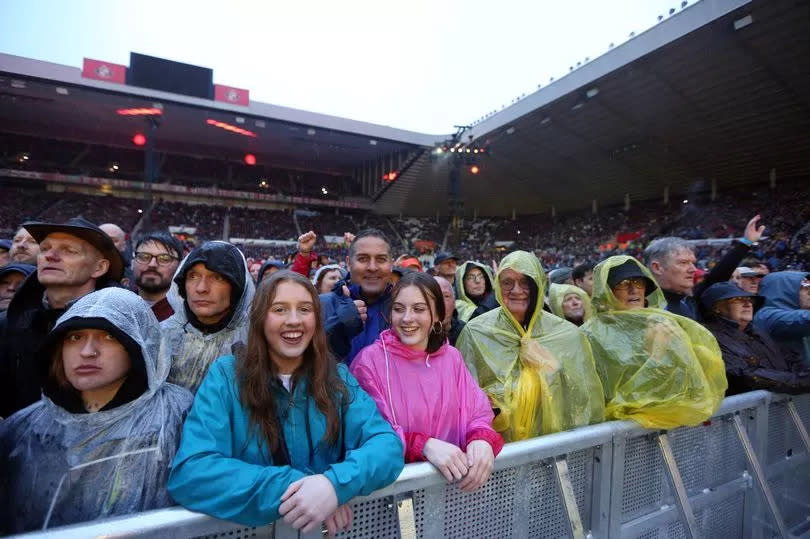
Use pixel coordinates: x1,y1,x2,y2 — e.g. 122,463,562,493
754,271,810,364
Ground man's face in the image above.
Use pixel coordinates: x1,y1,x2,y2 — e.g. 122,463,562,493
738,276,760,294
349,237,392,299
133,241,179,294
10,228,40,264
574,271,593,296
652,248,696,296
612,278,647,310
463,267,487,299
499,268,531,323
717,297,754,326
37,233,109,288
249,263,262,282
184,263,233,325
434,276,455,325
0,271,26,311
436,259,457,283
799,279,810,310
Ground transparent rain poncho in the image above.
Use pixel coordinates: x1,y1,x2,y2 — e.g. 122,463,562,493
581,255,727,429
162,241,256,394
456,251,605,442
548,283,593,324
0,288,193,534
454,261,495,322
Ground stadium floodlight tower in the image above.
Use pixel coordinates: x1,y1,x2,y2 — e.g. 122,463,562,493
448,124,471,230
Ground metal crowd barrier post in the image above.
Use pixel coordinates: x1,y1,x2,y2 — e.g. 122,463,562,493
11,390,810,539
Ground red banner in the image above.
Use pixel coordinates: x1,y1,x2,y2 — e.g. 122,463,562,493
214,84,250,106
616,231,642,244
82,58,127,84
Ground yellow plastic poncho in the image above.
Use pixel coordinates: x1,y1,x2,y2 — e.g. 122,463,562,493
454,261,495,322
581,255,727,429
456,251,605,442
548,283,592,324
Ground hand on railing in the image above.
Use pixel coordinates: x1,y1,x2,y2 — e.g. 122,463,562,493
279,474,338,533
324,504,353,537
458,440,495,492
423,438,468,482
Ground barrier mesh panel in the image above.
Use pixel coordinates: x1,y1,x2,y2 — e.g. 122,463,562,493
621,435,668,521
669,416,746,493
443,467,516,538
192,525,270,539
766,401,804,466
337,491,424,538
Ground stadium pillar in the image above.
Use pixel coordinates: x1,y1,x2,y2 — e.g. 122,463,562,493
551,206,556,218
448,158,462,228
624,193,630,211
143,118,159,205
769,168,776,189
711,178,717,201
663,185,670,205
592,199,598,215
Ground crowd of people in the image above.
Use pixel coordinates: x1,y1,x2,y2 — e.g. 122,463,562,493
0,194,809,534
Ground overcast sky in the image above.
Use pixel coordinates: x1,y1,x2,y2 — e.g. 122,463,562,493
1,0,693,134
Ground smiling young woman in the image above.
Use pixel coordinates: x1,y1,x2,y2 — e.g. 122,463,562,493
168,270,404,536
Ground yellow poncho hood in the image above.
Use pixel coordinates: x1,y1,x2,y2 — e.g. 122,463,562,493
456,251,605,442
581,255,727,429
548,283,592,324
454,261,495,322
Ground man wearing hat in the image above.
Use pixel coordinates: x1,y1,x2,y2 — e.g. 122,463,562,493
433,251,459,286
0,217,124,418
0,239,11,267
702,281,810,395
0,263,35,312
731,266,764,294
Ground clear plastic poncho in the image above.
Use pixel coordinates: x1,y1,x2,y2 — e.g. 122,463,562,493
548,283,592,324
0,288,193,534
454,261,495,322
162,242,255,394
581,255,727,429
456,251,605,442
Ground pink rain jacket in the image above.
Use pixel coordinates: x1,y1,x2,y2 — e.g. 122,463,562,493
351,329,503,462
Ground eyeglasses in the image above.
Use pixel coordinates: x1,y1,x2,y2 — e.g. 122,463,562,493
612,278,647,291
500,278,530,291
465,273,486,283
134,252,178,266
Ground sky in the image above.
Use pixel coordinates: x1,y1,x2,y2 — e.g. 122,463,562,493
0,0,691,134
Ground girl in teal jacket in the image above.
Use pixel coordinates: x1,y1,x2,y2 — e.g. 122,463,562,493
168,271,404,535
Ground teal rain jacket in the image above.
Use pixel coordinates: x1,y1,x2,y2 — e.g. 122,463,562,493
168,356,404,526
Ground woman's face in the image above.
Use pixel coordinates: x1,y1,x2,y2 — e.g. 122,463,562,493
562,293,584,321
612,278,647,310
62,329,131,392
391,285,436,351
319,269,342,294
463,268,488,299
717,297,754,325
263,281,317,372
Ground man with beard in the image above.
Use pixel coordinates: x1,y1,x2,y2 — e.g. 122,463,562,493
8,227,40,265
132,232,183,322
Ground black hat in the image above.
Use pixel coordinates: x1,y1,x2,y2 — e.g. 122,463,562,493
607,260,657,292
23,217,125,281
701,282,764,311
434,252,459,266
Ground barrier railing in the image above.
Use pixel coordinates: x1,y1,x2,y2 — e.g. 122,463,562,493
13,391,810,538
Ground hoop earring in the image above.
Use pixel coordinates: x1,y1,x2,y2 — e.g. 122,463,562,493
431,321,443,334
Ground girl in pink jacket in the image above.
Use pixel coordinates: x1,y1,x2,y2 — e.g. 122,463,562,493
351,272,503,492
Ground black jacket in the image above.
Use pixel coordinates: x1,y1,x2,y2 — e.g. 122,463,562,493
0,274,112,418
704,316,810,395
447,314,466,347
663,241,751,321
470,291,499,321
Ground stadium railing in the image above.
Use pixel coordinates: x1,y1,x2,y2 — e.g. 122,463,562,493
14,391,810,538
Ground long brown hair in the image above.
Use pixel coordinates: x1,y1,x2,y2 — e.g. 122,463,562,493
389,271,447,353
237,270,348,452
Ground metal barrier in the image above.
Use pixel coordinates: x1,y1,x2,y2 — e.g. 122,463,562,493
13,391,810,539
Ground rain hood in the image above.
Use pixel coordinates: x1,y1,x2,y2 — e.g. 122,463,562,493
548,283,592,325
454,261,495,322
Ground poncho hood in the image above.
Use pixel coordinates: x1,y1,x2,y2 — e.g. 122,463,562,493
591,255,666,312
454,261,494,322
548,283,592,324
494,251,545,334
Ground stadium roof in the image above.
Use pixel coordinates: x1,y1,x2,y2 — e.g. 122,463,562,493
374,0,810,216
0,53,439,176
1,0,808,217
